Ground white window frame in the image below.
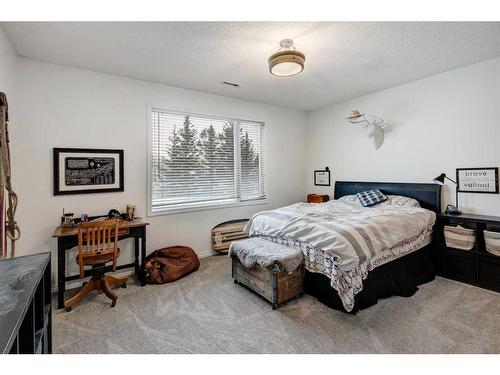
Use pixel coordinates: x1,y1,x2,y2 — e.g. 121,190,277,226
146,105,268,216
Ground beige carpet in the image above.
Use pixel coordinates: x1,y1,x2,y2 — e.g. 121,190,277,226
53,255,500,354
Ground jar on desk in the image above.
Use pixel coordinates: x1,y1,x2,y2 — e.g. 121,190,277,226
126,204,136,221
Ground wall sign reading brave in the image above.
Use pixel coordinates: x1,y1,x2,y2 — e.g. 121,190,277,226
457,167,499,194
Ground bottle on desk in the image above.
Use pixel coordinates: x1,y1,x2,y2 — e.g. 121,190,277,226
126,204,135,221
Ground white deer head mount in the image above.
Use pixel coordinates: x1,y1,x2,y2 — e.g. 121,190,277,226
346,110,387,150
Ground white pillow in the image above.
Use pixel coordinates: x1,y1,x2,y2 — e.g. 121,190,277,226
338,194,420,208
338,195,361,205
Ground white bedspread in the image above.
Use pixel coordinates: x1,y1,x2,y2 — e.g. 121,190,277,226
229,237,303,273
246,200,436,311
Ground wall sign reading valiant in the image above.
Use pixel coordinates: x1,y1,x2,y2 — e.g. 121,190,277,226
457,167,499,194
53,148,124,195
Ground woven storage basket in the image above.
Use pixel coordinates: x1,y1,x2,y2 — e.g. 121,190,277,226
444,225,475,251
484,230,500,256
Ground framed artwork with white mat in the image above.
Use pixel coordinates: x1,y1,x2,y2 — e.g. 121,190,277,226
53,148,124,195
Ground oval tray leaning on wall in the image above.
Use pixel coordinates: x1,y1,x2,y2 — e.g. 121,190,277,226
211,219,249,254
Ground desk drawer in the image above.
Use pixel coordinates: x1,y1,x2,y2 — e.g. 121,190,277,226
117,228,130,237
81,228,129,241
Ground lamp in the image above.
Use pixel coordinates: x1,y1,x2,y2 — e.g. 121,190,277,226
268,39,305,77
433,173,461,215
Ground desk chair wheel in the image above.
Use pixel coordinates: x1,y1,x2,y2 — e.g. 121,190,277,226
65,306,72,312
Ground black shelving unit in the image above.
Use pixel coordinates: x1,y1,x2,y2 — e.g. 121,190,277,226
0,253,52,354
436,213,500,292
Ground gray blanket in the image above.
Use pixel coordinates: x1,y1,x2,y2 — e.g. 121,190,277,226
246,200,435,272
245,200,436,311
229,237,303,273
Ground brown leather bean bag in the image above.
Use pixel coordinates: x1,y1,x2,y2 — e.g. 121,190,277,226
142,246,200,284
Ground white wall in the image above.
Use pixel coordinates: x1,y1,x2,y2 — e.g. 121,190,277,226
0,26,17,112
12,58,308,283
307,57,500,215
5,31,500,287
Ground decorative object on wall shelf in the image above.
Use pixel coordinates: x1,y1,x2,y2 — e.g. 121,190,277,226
346,110,387,150
433,173,461,215
53,148,124,195
314,166,330,186
456,167,499,194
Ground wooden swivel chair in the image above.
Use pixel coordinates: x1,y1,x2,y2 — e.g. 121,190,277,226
64,219,127,311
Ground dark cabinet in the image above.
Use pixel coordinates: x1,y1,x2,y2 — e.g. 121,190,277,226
0,253,52,354
436,213,500,293
478,254,500,290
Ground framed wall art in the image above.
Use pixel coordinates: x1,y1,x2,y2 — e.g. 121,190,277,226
456,167,499,194
314,167,331,186
53,148,124,195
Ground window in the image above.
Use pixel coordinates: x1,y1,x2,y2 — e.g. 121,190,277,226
149,108,266,214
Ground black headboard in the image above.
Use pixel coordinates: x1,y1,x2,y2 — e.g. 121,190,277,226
334,181,442,213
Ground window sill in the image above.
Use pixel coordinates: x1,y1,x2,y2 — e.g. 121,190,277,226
147,198,269,216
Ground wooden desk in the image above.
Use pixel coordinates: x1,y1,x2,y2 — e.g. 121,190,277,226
53,218,149,309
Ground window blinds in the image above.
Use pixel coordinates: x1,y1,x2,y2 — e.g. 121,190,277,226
151,109,265,211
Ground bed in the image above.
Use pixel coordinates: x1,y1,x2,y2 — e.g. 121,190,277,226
246,181,441,313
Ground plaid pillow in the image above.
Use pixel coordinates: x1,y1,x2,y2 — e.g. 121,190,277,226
356,189,388,207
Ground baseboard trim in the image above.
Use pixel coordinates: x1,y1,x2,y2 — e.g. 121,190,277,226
51,250,219,293
198,249,219,258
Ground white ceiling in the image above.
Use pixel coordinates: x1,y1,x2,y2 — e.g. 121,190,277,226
2,22,500,111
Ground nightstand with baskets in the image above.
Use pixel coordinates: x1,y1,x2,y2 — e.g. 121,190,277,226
436,213,500,292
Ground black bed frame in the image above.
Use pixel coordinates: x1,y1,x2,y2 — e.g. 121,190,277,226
334,181,441,213
304,180,442,314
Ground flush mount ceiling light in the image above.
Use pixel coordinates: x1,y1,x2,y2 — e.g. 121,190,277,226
268,39,305,77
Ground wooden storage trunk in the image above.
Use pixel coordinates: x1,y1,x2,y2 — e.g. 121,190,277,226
212,219,249,254
232,257,303,309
